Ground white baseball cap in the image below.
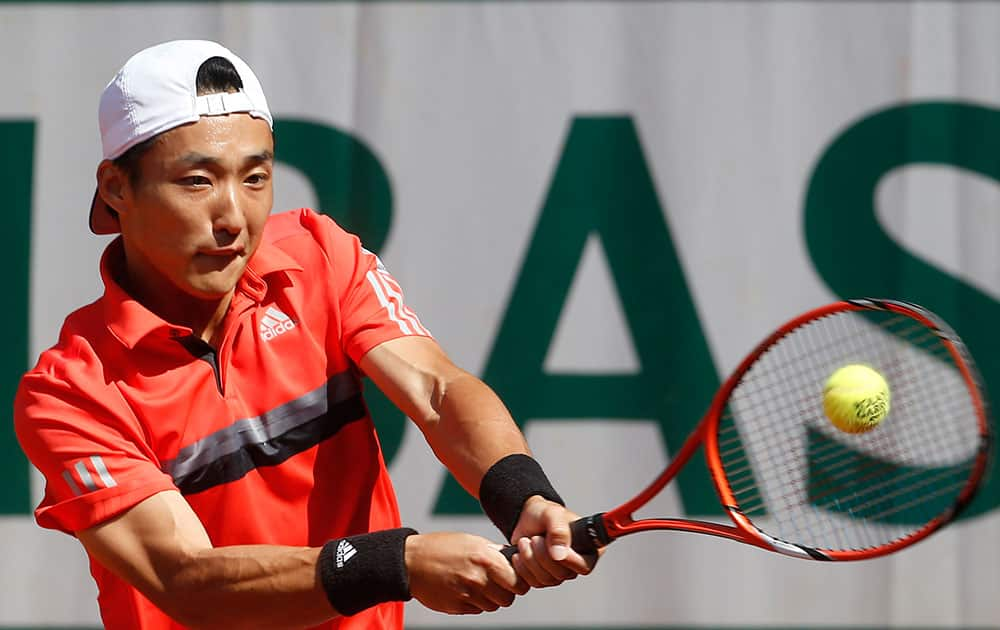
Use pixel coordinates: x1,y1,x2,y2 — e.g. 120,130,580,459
90,40,274,234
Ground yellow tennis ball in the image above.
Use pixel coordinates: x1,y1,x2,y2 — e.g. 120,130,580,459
822,364,891,433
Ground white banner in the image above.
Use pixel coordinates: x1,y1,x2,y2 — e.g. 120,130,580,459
1,2,998,627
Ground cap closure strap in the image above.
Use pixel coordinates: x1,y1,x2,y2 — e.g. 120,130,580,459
195,91,255,116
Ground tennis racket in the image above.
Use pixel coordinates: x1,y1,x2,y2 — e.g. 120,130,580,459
503,298,992,562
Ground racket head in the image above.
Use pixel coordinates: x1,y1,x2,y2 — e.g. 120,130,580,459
704,299,991,560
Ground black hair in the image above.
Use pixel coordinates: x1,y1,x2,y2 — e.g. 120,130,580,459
195,55,244,96
111,56,245,187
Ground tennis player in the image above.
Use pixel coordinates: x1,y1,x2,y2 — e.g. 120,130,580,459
14,40,591,629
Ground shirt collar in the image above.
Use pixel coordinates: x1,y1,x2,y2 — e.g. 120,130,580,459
101,236,303,349
240,232,304,300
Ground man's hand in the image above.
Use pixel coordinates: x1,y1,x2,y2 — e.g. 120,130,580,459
405,532,529,614
508,496,596,588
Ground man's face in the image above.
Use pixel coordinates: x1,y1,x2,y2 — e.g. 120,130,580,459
111,113,274,303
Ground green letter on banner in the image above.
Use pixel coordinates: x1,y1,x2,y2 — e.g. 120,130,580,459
273,119,393,252
805,102,1000,518
273,119,406,464
1,121,34,514
435,116,725,516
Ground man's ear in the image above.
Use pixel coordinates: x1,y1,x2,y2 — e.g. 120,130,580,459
96,160,129,217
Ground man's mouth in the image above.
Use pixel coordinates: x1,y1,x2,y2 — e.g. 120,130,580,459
198,246,244,257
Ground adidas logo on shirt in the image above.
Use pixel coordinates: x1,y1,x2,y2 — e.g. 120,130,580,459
335,539,357,568
259,306,296,341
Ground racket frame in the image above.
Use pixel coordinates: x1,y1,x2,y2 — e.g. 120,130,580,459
587,299,991,561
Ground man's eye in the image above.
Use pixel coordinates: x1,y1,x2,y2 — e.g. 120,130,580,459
246,173,269,185
181,176,210,186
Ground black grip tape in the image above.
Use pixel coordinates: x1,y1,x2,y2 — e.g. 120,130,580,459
570,513,610,554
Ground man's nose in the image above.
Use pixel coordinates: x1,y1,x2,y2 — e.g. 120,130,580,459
212,181,246,237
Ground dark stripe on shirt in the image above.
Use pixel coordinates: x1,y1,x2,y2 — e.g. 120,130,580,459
162,372,366,495
175,335,223,395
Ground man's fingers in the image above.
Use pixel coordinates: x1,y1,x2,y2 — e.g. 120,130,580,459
550,544,569,561
454,602,485,615
481,543,528,603
408,532,534,615
506,500,595,590
535,507,595,575
485,543,526,589
455,574,512,612
540,508,573,561
557,546,596,575
528,532,595,576
511,536,554,587
478,582,516,610
507,558,531,596
519,536,571,586
516,536,552,587
529,535,577,581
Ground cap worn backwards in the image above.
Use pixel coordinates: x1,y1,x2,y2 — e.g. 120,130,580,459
90,40,274,235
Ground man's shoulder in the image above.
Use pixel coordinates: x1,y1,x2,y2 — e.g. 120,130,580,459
33,300,107,365
262,208,360,262
18,299,117,407
264,208,349,241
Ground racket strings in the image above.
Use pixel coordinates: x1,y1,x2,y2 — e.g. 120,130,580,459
714,307,983,553
787,312,968,542
790,474,971,548
723,401,974,502
729,425,975,540
726,314,925,396
811,465,969,520
721,397,969,499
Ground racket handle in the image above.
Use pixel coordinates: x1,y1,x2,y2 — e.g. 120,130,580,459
499,512,610,564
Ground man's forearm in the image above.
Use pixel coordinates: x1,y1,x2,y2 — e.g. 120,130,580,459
424,370,531,496
139,544,333,629
78,491,336,630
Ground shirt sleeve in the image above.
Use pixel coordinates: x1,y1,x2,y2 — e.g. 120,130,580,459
301,210,433,364
15,369,178,535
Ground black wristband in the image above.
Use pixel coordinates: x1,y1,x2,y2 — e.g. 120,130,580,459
478,453,565,541
317,527,417,616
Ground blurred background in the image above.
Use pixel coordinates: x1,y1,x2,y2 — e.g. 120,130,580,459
2,1,999,628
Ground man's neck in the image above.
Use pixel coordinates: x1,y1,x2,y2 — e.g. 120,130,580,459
116,263,235,345
144,285,232,345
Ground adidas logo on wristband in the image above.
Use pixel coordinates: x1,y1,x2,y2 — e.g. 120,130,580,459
335,539,357,568
318,528,416,615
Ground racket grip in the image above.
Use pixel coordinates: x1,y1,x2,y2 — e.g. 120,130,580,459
499,512,610,564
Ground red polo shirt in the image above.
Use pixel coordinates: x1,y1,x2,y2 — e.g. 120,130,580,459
15,208,431,629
